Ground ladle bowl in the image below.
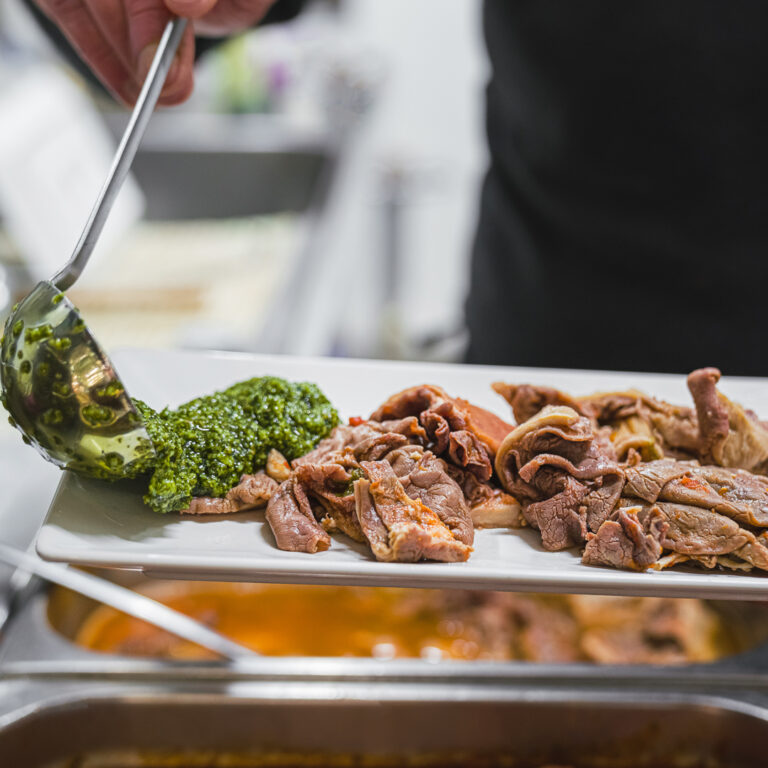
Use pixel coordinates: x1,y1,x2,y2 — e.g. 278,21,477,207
0,17,186,478
0,281,153,479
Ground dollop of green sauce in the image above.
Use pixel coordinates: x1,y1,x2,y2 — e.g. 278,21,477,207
134,376,338,514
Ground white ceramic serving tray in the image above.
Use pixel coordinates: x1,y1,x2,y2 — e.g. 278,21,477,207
36,348,768,599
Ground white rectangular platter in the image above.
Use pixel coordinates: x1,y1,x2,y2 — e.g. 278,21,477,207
36,348,768,600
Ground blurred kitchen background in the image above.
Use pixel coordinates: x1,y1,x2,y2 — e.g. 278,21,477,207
0,0,488,363
0,0,488,558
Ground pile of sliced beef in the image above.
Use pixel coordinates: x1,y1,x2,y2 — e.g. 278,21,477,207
184,385,518,563
182,366,768,573
493,368,768,572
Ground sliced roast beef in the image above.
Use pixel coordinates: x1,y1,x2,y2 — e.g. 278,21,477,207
494,406,624,549
370,384,513,461
493,367,768,474
445,464,524,529
623,460,768,528
582,506,666,571
354,462,472,562
688,367,768,473
591,499,768,572
384,447,474,545
293,458,365,542
494,402,768,572
492,382,585,424
181,472,278,515
265,415,476,560
525,473,590,550
623,460,697,502
265,478,331,553
635,501,751,556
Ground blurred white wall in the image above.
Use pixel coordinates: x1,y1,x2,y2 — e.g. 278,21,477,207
308,0,489,358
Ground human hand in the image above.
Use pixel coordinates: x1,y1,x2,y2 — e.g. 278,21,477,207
32,1,276,106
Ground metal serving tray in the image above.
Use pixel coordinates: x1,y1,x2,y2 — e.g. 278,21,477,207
4,574,768,691
1,678,768,767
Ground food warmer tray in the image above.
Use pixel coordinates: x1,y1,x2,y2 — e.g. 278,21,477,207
3,673,768,767
4,578,768,766
4,575,768,691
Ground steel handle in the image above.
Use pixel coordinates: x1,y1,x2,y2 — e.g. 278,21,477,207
0,542,257,661
53,17,188,291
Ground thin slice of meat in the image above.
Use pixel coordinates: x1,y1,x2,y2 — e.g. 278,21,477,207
384,447,474,545
293,459,365,542
578,391,701,461
495,406,624,549
688,367,768,473
632,501,752,557
370,384,513,460
525,473,589,550
581,473,625,532
447,430,493,481
265,478,331,553
582,506,666,571
355,461,472,562
624,460,768,528
494,368,768,474
623,460,697,503
492,382,585,424
494,405,597,496
181,472,278,515
492,383,701,462
445,464,524,529
370,384,447,422
294,418,426,468
451,396,515,456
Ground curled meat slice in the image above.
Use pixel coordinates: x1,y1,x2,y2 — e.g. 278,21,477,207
623,460,768,528
492,382,585,424
355,461,472,562
688,367,768,473
370,384,513,460
583,506,666,572
445,464,523,529
495,406,625,549
497,406,624,524
265,478,331,553
181,472,278,515
385,447,473,545
293,459,365,542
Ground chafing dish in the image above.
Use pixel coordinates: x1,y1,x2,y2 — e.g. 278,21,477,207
2,675,768,767
2,569,768,687
3,575,768,767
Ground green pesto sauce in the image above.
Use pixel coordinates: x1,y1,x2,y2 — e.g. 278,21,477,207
134,377,338,514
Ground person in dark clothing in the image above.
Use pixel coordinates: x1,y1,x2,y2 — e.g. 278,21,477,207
467,2,768,375
25,1,768,375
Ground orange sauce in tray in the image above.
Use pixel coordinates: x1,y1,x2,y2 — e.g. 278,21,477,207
74,584,487,661
69,583,754,663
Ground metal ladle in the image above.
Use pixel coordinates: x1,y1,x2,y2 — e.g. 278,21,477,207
0,18,187,479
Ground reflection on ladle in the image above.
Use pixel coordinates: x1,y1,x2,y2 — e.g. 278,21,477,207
0,18,187,479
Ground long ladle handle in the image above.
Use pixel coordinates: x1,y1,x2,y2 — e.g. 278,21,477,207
53,17,188,291
0,542,257,661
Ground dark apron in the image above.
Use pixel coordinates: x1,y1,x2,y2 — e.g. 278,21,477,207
467,1,768,375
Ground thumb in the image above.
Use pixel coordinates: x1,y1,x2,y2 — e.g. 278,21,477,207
125,0,196,105
164,0,219,18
